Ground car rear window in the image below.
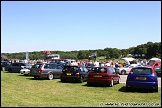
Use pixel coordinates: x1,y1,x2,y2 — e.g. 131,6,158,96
91,67,107,73
44,64,51,69
32,64,43,68
132,68,152,74
63,66,78,72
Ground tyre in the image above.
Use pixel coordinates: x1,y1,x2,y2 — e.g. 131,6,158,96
109,79,114,87
121,70,126,75
2,67,5,71
48,73,54,80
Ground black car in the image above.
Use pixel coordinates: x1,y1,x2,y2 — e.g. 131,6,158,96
1,61,12,71
8,62,31,73
60,66,89,83
154,65,161,77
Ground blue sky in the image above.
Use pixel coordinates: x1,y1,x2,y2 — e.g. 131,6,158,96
1,1,161,53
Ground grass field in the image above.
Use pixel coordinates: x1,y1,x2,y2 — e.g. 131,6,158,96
1,71,161,107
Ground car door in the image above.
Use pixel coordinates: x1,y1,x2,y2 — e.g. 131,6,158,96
12,63,20,72
109,67,118,83
51,65,63,78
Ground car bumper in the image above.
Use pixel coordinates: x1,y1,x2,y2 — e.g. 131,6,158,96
60,75,80,80
87,78,112,84
126,81,158,89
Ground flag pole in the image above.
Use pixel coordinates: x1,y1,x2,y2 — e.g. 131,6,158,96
95,51,97,61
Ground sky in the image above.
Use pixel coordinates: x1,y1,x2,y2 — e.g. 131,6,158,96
1,1,161,53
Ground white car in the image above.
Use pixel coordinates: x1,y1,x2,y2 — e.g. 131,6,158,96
115,64,140,75
20,68,30,75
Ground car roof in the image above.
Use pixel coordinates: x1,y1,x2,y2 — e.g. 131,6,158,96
1,61,9,63
132,66,152,69
64,65,82,67
92,66,111,68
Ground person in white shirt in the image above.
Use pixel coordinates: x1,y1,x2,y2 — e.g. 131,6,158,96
94,60,100,67
100,62,105,67
105,61,110,66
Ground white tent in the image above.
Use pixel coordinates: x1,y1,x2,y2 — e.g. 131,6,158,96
119,57,136,64
150,58,161,61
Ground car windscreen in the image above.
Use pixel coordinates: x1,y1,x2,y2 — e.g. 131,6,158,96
132,68,152,74
91,67,107,73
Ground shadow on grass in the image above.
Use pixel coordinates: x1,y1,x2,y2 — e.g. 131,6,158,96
1,71,10,73
82,83,111,88
57,80,85,84
25,77,51,81
17,74,30,77
26,77,61,81
118,86,157,93
2,71,14,73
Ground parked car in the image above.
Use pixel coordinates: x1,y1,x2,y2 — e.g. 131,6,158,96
1,61,11,71
60,66,89,83
30,63,63,80
115,64,140,75
126,66,158,92
87,66,120,87
8,62,31,73
147,61,161,69
154,65,161,77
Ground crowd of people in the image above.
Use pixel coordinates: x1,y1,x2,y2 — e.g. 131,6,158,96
2,57,149,69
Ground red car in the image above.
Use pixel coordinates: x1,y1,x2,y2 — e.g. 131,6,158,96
147,61,161,69
87,66,120,87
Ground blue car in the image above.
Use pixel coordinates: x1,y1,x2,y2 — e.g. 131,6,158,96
126,66,158,92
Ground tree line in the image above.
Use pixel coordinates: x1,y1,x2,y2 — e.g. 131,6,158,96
1,41,161,60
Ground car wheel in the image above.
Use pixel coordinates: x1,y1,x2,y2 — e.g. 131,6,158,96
48,73,54,80
121,70,126,75
109,79,114,87
79,76,84,83
2,67,5,71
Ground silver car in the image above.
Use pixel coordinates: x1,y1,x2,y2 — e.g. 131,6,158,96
29,63,63,80
115,64,139,75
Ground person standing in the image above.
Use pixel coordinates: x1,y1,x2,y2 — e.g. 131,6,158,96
94,60,100,67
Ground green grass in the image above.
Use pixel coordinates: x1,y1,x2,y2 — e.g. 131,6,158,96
1,71,161,107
